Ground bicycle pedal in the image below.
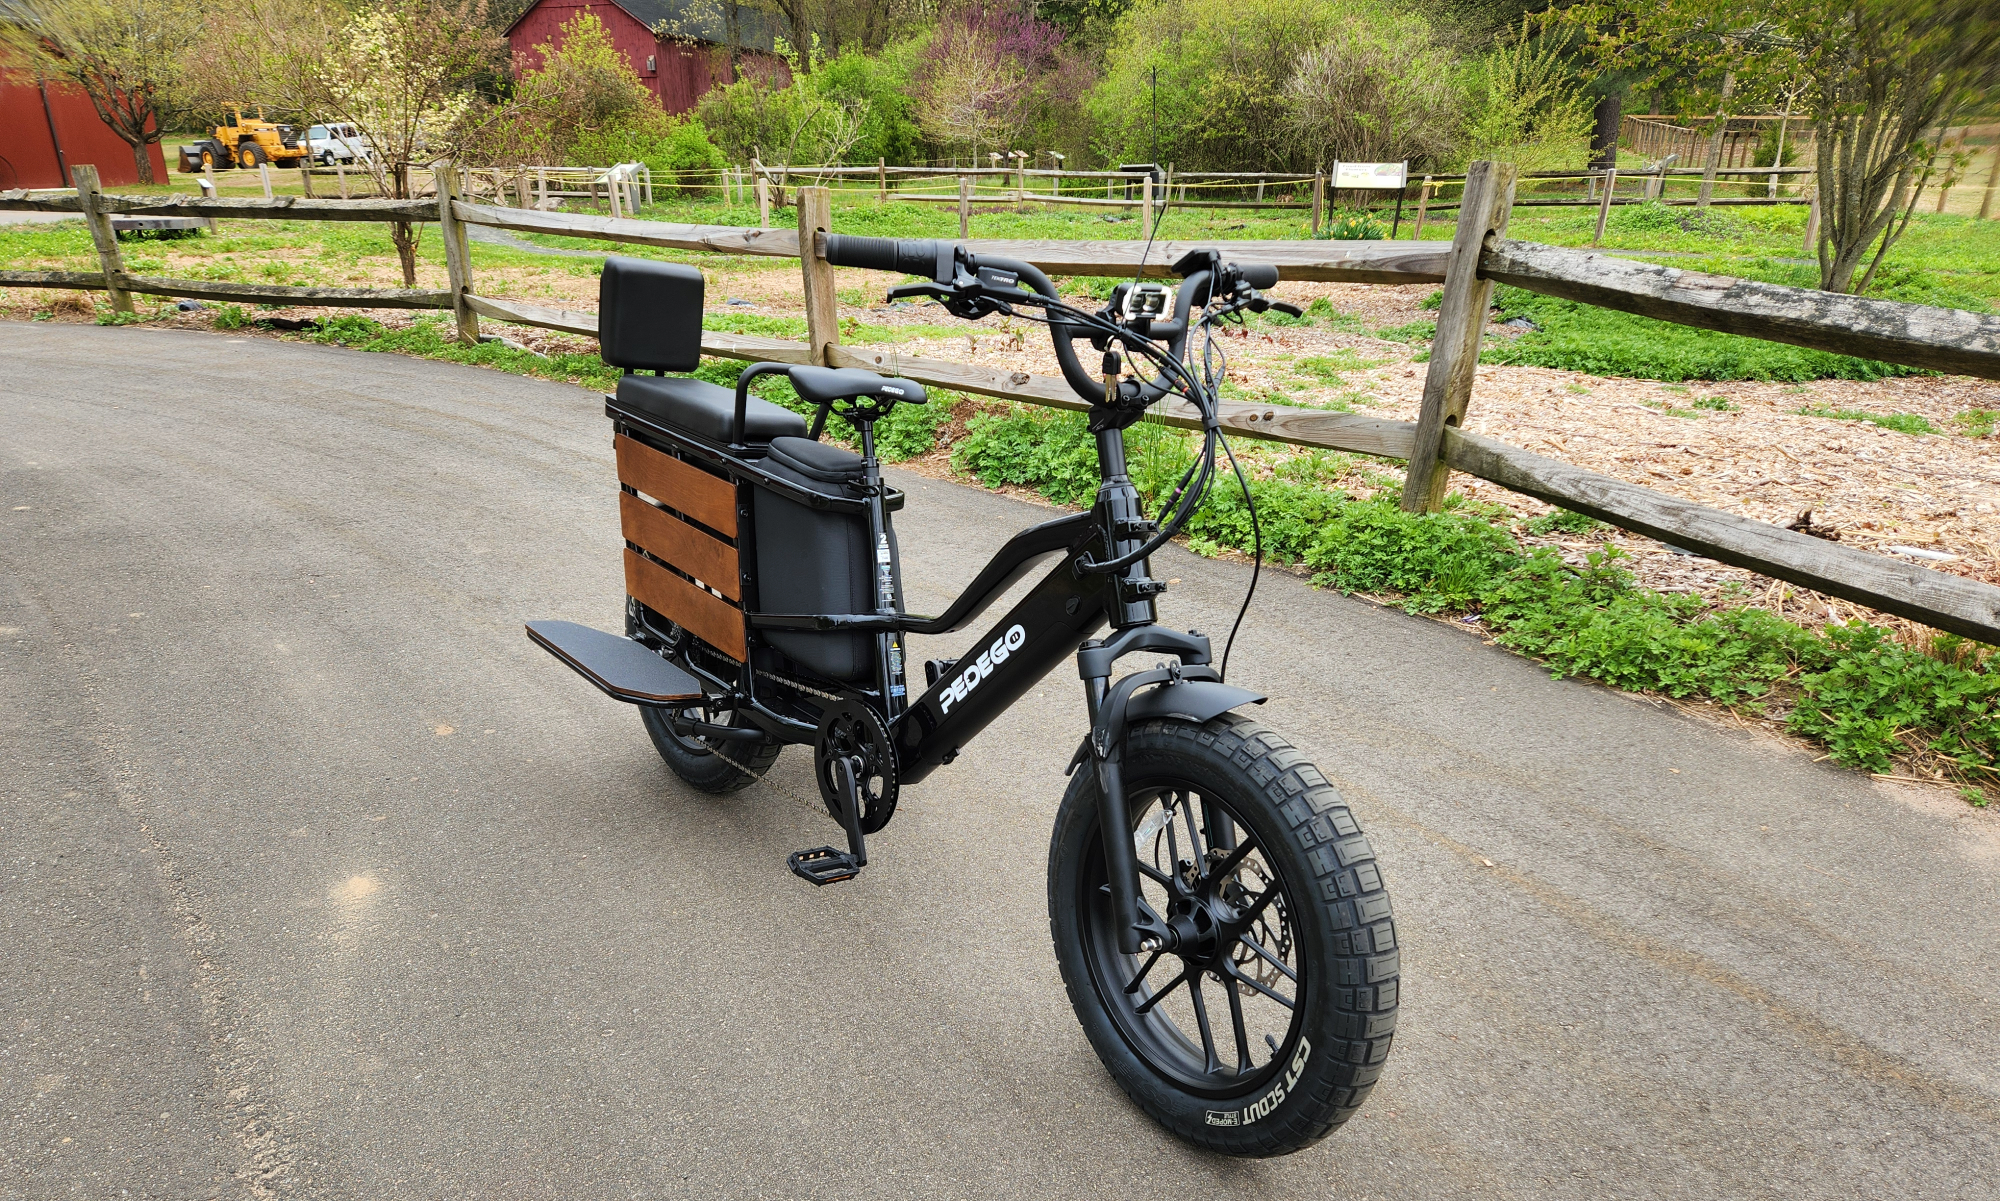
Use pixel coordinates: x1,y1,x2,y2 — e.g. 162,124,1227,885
787,846,862,886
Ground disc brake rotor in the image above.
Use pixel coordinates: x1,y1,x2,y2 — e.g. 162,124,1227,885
813,696,898,834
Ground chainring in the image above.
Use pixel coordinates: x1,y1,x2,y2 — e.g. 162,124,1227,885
814,695,899,835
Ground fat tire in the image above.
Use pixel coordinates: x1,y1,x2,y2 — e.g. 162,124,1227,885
640,702,781,793
1047,711,1398,1157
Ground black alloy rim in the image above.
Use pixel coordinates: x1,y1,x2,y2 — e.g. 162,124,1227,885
1079,780,1304,1096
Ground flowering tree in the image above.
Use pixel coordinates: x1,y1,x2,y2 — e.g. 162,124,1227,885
286,0,504,283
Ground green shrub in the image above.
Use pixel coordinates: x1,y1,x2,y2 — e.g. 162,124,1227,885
1483,550,1822,701
315,314,386,345
1788,625,1998,775
214,303,249,329
573,113,728,194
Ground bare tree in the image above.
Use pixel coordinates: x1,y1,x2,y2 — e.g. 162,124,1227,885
1281,13,1467,170
1802,2,2000,292
1569,0,2000,292
0,0,205,184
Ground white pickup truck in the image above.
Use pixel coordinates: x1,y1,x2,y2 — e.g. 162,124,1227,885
304,123,372,166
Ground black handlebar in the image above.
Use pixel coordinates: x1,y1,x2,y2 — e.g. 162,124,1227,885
824,235,955,282
825,235,1284,412
1238,263,1279,290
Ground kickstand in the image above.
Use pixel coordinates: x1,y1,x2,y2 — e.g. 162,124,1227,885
788,755,868,886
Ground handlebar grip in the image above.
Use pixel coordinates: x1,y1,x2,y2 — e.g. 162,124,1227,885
1235,262,1280,290
823,235,950,281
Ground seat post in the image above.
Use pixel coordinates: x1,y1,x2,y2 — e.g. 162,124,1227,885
855,415,906,718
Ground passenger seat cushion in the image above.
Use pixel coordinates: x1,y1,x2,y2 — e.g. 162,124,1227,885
764,436,864,490
614,375,807,446
599,257,703,373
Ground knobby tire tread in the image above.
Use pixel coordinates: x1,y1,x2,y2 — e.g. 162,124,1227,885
1047,711,1398,1157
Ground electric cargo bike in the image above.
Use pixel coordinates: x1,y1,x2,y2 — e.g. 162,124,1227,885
527,241,1399,1156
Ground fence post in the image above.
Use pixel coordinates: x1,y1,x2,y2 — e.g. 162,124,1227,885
434,162,480,347
1413,174,1432,238
958,175,971,238
1803,186,1821,255
1401,160,1517,514
797,186,838,368
335,159,349,199
756,169,771,229
259,162,273,200
72,164,132,315
1311,168,1324,236
299,160,315,198
878,157,887,205
1592,167,1617,246
1142,174,1154,238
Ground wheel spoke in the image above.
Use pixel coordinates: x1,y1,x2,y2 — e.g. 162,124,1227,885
1179,790,1204,871
1233,932,1299,983
1161,795,1183,868
1133,965,1191,1015
1122,949,1165,995
1221,960,1296,1010
1225,977,1254,1073
1136,860,1176,888
1210,835,1263,884
1187,973,1222,1075
1233,879,1282,928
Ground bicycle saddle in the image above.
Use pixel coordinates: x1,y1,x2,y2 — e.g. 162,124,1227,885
787,366,928,407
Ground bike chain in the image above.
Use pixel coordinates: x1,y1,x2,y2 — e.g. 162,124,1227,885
693,668,848,822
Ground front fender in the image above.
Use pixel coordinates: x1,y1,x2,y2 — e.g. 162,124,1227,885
1124,678,1266,727
1072,673,1268,776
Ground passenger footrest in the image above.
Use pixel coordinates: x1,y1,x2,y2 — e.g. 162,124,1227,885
787,846,863,886
525,620,703,704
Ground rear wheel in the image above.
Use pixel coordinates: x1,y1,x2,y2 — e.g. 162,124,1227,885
238,142,267,167
1047,712,1398,1156
628,605,781,792
640,694,781,792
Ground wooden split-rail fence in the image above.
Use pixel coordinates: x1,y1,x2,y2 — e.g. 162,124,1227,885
4,161,1998,644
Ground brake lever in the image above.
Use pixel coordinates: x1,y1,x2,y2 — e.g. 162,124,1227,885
886,282,951,303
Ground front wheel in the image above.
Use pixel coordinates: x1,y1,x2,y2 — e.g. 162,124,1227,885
1047,712,1398,1156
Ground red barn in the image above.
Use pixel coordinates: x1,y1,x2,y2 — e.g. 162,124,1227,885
0,75,169,190
506,0,788,115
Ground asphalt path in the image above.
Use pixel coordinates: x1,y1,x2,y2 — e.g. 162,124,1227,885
4,323,1997,1199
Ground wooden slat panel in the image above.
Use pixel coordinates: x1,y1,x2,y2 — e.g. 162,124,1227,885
625,548,746,661
620,491,739,600
614,433,736,536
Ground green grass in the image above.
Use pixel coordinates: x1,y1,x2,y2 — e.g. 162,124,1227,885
1795,406,1940,435
948,402,1998,798
1482,284,1932,382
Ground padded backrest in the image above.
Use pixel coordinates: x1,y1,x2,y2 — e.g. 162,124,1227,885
599,256,703,373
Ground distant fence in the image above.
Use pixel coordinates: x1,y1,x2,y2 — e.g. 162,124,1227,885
4,161,1998,644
